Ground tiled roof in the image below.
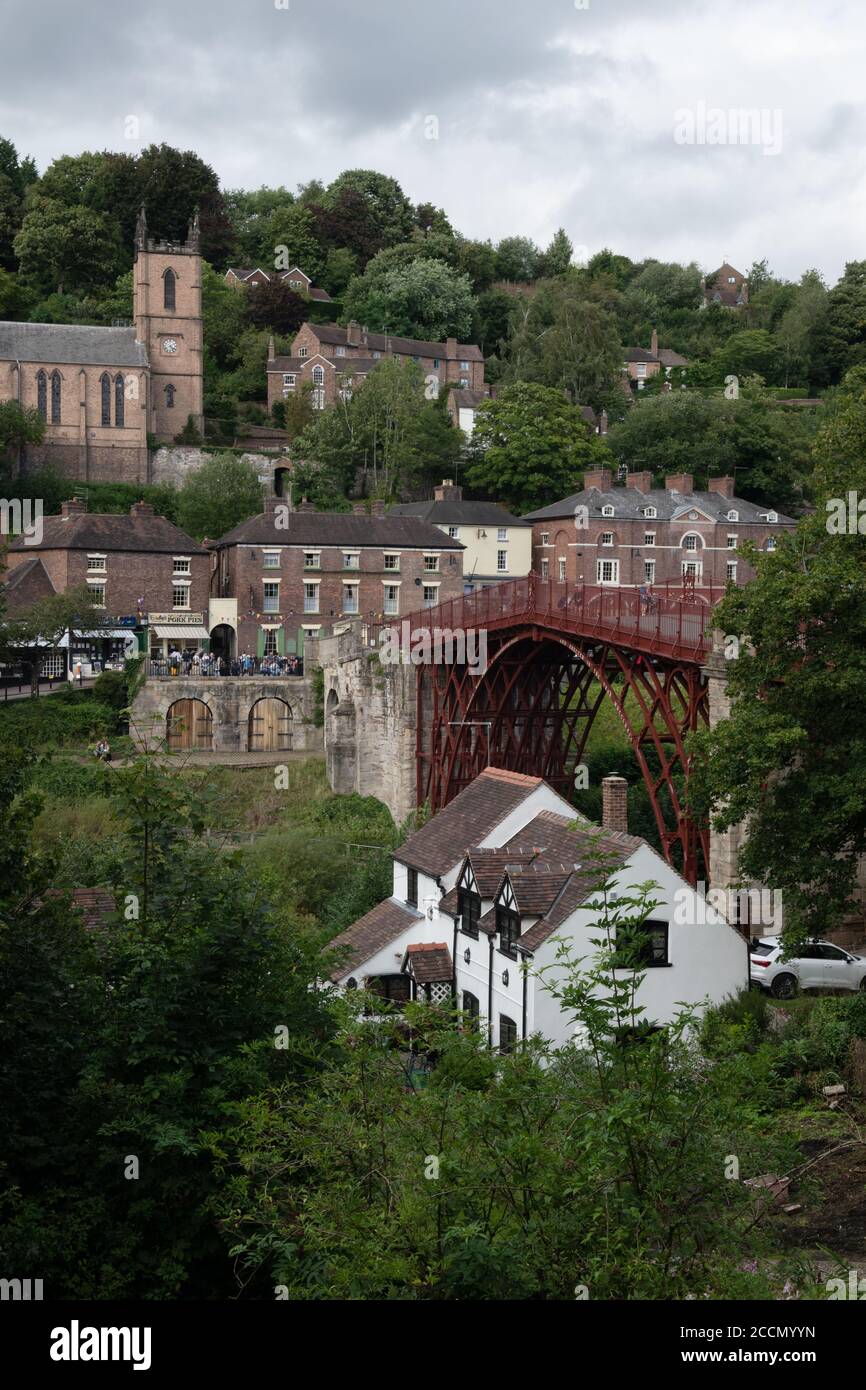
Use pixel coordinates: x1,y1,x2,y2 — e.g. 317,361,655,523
657,347,688,367
0,321,148,368
308,287,333,302
214,509,465,549
268,355,379,374
404,941,453,984
522,485,795,525
450,389,489,409
396,767,545,877
626,346,658,363
71,887,117,930
389,500,529,527
9,510,209,555
327,898,421,980
305,322,484,362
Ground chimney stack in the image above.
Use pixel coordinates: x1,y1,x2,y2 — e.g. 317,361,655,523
61,496,87,518
708,475,735,499
446,336,458,358
601,775,629,834
583,468,613,493
433,478,462,502
650,328,659,357
626,471,652,494
352,502,366,515
130,500,154,516
664,473,693,495
371,499,386,518
346,320,361,347
267,335,275,363
296,497,315,513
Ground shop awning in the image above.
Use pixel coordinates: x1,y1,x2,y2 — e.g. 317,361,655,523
58,629,137,647
152,624,210,640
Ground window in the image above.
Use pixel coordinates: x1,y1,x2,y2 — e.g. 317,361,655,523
312,365,325,385
540,558,549,578
643,506,657,519
497,905,520,958
342,584,359,614
682,560,702,580
499,1014,518,1054
766,537,777,551
114,374,125,427
87,582,106,607
601,532,614,546
423,554,439,572
282,373,296,390
100,373,111,425
298,346,308,358
263,581,280,613
601,505,615,517
448,526,459,539
644,559,655,583
596,558,620,584
312,388,325,410
459,377,470,388
423,585,439,607
728,275,736,284
683,534,699,551
87,554,106,572
726,561,737,582
636,363,647,378
383,553,400,570
644,532,655,547
164,268,176,310
727,510,739,522
303,582,319,613
343,551,360,569
50,371,61,424
262,628,279,657
36,369,47,420
367,974,411,1008
172,582,190,610
303,552,320,569
383,584,400,616
497,549,508,572
173,556,190,574
615,919,669,968
462,991,480,1025
262,551,280,569
727,534,738,549
497,527,508,541
766,511,778,524
406,867,418,906
558,557,566,581
540,531,550,545
459,887,481,938
165,383,175,408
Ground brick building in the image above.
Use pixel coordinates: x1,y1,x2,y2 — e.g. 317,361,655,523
702,262,749,308
523,470,795,589
4,496,210,670
210,500,465,660
0,208,203,484
389,479,532,590
624,329,688,391
225,264,332,301
266,320,485,414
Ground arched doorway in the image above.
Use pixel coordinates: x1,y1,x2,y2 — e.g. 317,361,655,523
274,466,290,499
166,698,213,751
209,624,236,662
248,697,293,751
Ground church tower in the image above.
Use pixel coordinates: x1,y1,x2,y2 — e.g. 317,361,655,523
133,207,204,442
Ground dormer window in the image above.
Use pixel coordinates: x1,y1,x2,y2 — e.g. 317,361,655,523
765,511,778,523
643,506,657,518
458,887,480,939
601,505,615,517
727,510,739,522
497,904,521,959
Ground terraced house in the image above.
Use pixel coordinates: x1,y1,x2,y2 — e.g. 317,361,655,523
266,319,485,413
524,470,795,590
209,499,464,662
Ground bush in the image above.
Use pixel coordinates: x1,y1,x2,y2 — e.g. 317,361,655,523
0,690,119,748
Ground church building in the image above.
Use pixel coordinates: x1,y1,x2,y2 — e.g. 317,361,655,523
0,208,204,485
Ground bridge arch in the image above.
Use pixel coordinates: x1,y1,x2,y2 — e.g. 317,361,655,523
166,697,213,751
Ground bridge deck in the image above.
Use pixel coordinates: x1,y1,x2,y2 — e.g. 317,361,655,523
379,577,725,664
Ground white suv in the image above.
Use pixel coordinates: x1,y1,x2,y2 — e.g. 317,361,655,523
750,938,866,999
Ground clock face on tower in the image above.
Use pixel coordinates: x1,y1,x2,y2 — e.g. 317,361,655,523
162,338,178,354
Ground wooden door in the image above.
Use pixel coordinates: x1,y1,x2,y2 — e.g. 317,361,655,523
167,699,213,751
248,698,292,751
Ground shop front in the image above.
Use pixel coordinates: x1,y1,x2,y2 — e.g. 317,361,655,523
148,612,210,667
63,618,140,680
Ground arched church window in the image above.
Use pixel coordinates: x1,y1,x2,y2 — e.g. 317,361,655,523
115,374,125,428
164,384,176,408
164,268,176,311
51,371,62,424
36,370,47,421
312,365,325,385
100,373,111,426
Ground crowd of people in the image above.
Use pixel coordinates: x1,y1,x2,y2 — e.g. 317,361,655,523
151,649,304,678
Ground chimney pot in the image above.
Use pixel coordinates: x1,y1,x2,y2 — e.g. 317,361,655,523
601,775,629,834
433,479,463,502
625,471,652,494
130,500,155,516
664,473,693,495
61,496,87,517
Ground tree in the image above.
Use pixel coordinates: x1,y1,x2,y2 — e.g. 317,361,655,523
136,143,234,265
342,256,475,340
322,169,414,249
466,382,612,512
690,368,866,945
259,203,325,282
310,186,386,269
539,228,574,277
454,236,498,293
223,185,297,264
243,278,308,336
500,279,622,412
495,235,542,283
811,260,866,387
175,452,263,540
14,197,124,296
0,399,44,463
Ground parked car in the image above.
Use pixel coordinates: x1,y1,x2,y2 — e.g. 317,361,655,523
750,938,866,998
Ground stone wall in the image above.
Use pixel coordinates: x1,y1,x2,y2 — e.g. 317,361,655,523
131,674,322,754
312,626,418,826
149,447,277,489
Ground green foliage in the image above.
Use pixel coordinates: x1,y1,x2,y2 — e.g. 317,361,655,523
175,451,263,541
466,381,611,511
342,254,475,340
0,688,121,748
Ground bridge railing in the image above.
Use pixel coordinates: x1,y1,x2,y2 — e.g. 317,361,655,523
365,576,727,661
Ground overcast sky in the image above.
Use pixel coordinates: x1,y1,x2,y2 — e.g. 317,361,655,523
1,0,863,282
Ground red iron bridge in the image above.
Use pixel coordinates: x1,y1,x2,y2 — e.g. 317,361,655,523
368,576,728,885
